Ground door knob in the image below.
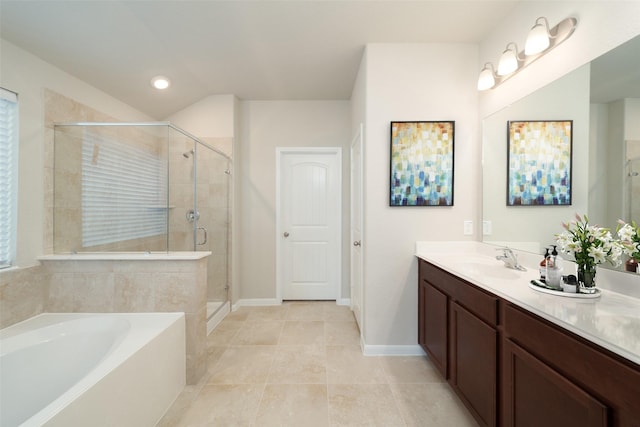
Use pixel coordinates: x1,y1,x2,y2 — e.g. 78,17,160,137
353,241,361,246
283,232,290,238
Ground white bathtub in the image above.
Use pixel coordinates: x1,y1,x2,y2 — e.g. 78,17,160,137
0,313,185,427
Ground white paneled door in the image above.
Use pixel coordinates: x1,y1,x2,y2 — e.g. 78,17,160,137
277,148,341,301
350,125,363,331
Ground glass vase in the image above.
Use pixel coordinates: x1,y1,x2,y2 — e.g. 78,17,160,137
577,264,597,294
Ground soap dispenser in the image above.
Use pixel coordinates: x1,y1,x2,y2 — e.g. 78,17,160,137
546,245,564,289
539,248,550,281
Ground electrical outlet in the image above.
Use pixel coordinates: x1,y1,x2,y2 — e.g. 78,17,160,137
483,220,492,235
463,220,473,235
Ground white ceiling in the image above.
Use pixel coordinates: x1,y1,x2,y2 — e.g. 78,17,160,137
0,0,521,119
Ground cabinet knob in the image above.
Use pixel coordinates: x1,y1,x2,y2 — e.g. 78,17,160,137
283,232,290,238
353,241,361,247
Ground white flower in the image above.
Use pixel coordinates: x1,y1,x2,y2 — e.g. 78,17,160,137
610,244,624,266
568,242,581,253
588,246,607,264
618,223,635,241
555,214,624,268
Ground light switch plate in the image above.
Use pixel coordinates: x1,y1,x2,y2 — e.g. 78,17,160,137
463,220,473,235
483,220,492,235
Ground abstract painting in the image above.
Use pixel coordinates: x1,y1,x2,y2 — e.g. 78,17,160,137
390,121,454,206
507,120,572,206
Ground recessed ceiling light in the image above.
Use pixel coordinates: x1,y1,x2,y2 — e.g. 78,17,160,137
151,76,170,90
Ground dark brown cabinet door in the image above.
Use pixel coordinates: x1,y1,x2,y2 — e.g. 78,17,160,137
451,301,497,427
419,280,448,377
503,339,608,427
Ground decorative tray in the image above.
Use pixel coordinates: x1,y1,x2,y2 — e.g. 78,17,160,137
528,281,601,299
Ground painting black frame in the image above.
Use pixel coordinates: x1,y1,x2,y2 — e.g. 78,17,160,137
390,121,455,206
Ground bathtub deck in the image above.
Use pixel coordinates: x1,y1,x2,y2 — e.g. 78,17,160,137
1,313,185,427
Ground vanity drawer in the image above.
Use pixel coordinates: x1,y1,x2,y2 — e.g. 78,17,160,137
419,260,498,326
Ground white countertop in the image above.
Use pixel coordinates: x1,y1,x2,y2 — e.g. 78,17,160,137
416,241,640,367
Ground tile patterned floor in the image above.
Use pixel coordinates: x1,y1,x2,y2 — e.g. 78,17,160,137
157,301,478,426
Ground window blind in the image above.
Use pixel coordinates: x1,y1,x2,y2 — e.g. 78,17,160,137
81,131,167,247
0,88,18,269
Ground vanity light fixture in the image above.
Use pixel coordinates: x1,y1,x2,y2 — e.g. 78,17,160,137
477,63,497,91
151,76,171,90
497,42,523,76
525,17,552,55
478,16,577,91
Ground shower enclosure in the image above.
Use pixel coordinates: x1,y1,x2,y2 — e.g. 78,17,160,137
52,122,231,320
626,141,640,224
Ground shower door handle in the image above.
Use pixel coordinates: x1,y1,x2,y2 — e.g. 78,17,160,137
197,226,208,246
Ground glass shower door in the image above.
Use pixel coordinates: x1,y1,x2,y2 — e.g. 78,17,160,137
195,142,230,318
168,129,197,253
168,127,230,322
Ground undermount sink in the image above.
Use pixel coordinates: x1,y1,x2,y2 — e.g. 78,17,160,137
460,261,522,280
433,254,524,280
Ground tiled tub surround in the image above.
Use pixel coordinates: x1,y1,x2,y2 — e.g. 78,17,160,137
416,241,640,366
33,252,210,384
0,265,47,329
0,312,185,427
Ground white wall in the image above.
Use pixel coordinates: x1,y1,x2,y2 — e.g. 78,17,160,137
167,94,236,137
351,50,367,139
625,99,640,140
595,98,640,229
479,1,640,117
0,39,152,268
361,43,480,347
589,103,609,227
237,100,351,301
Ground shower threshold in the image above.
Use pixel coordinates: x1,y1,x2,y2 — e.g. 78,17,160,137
206,301,230,335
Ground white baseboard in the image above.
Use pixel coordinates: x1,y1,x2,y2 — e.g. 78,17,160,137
235,298,281,307
235,298,350,307
362,344,427,356
206,302,230,335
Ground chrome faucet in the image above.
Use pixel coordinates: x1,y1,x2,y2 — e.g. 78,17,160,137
496,247,527,271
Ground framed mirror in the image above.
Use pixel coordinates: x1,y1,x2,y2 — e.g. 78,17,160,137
482,35,640,271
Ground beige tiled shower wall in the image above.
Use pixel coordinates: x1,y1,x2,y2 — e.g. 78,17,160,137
45,89,170,254
44,89,117,254
40,257,208,384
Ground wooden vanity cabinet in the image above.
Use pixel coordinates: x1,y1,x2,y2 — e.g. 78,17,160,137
502,303,640,427
418,276,448,375
418,258,640,427
419,259,499,427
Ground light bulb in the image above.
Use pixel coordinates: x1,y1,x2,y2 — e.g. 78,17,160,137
151,76,171,90
525,18,551,55
497,44,519,76
477,64,496,91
